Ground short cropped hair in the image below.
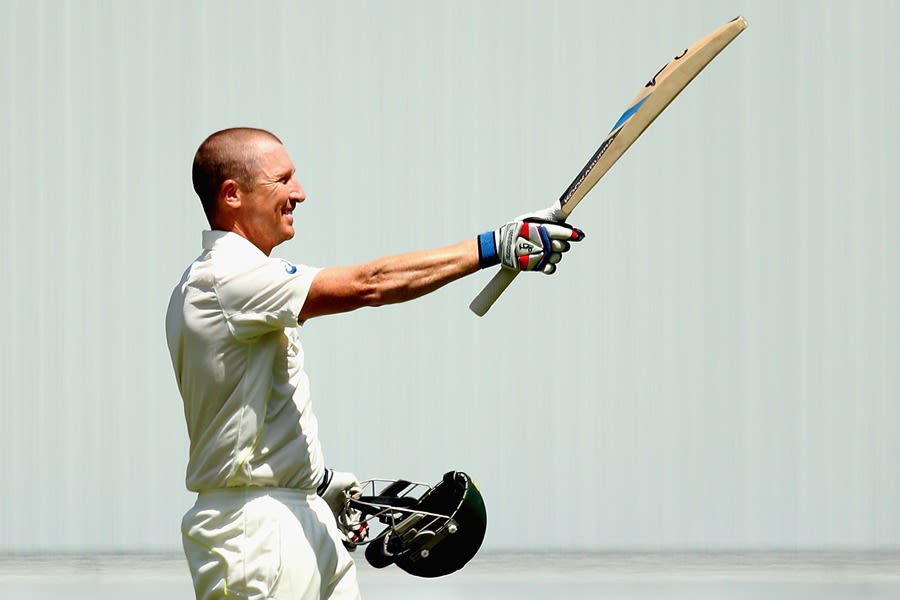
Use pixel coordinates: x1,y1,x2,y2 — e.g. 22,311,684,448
191,127,283,222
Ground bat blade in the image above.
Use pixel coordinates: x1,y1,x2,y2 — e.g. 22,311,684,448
470,16,748,317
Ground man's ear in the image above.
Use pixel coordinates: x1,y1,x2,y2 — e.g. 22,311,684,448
220,179,241,210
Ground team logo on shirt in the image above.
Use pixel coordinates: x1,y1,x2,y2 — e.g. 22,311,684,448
281,260,298,275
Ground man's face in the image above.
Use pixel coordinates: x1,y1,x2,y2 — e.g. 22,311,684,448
237,139,305,255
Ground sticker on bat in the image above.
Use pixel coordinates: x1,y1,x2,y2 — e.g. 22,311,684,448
645,49,688,87
558,129,621,209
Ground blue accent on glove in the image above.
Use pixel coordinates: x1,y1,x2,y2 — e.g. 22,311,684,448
477,231,499,268
533,223,553,271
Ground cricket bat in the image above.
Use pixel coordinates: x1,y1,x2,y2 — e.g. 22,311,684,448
470,16,748,316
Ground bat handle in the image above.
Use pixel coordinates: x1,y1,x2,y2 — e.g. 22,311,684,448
469,268,519,316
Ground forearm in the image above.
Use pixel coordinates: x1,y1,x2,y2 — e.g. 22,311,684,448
365,239,481,303
300,239,480,320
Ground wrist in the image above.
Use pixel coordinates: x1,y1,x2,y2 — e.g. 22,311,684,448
477,231,500,268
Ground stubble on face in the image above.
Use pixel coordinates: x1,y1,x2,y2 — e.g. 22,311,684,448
238,139,302,255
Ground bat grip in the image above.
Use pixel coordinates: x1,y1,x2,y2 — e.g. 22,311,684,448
469,269,519,316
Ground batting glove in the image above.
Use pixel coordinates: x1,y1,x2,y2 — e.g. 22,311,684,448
317,468,368,549
317,468,362,516
477,216,585,273
337,506,369,551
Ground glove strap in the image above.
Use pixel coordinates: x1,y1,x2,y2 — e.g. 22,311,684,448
477,231,500,269
316,468,333,496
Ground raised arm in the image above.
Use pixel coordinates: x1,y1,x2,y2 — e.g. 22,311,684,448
298,216,585,321
300,240,480,320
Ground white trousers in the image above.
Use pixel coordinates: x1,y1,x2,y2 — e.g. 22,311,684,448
182,487,361,600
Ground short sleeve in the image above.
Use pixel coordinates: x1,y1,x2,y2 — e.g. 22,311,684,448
215,258,321,341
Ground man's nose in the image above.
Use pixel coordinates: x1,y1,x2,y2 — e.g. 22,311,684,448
289,179,306,203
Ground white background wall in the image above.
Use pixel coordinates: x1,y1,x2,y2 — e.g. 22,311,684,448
0,0,897,554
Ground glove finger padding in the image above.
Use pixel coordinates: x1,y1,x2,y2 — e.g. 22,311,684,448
338,506,369,551
497,219,584,273
550,240,570,253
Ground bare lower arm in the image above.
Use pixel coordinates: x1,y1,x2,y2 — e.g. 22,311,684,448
299,239,481,320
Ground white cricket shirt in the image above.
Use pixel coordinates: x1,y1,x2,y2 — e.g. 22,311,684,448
166,230,324,492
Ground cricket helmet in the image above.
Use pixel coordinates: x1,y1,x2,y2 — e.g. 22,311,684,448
344,470,487,578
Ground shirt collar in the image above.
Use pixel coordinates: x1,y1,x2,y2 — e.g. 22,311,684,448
202,230,267,258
